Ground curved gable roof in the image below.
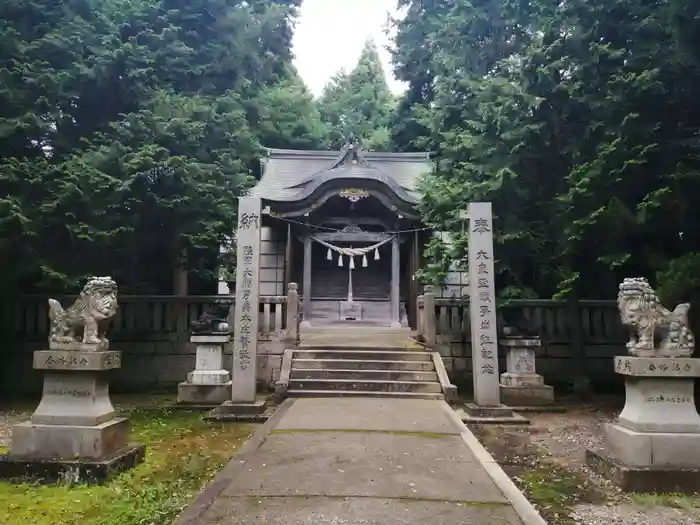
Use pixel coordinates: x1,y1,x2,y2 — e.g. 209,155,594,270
248,144,432,203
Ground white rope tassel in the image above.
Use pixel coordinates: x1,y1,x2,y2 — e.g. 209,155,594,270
362,254,368,267
338,253,343,267
327,247,332,261
350,256,355,269
374,247,380,261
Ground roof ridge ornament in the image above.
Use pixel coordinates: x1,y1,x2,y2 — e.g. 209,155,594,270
336,140,367,168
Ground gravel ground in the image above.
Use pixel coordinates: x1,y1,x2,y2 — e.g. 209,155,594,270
0,406,31,448
469,397,700,525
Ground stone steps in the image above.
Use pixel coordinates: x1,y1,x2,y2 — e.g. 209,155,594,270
293,350,432,362
290,368,439,382
292,359,435,371
279,346,446,400
289,378,443,393
285,389,445,400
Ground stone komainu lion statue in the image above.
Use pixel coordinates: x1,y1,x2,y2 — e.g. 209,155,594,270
48,277,119,348
617,277,694,357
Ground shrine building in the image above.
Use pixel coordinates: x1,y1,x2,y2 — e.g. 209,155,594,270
242,143,451,328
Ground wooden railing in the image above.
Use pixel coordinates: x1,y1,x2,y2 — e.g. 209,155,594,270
3,293,292,342
416,287,624,347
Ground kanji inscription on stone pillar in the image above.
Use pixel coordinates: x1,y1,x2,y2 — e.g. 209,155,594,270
468,202,501,407
232,197,261,403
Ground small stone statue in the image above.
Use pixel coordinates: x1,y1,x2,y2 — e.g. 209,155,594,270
48,276,119,349
190,300,233,334
618,277,694,357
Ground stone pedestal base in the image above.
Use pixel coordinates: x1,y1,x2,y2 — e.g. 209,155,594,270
500,384,554,406
586,448,700,494
605,422,700,468
0,445,145,485
592,355,700,492
10,418,129,460
6,348,143,483
499,336,554,407
177,335,232,405
206,400,269,422
178,382,232,405
458,403,529,425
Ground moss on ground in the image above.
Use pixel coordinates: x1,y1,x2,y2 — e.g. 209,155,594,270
1,404,254,525
515,463,600,523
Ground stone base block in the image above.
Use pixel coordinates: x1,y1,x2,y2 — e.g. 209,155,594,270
500,372,544,387
177,382,232,405
206,400,268,422
187,370,230,385
586,448,700,494
458,403,529,425
0,444,145,485
32,372,116,426
500,384,554,406
10,418,128,460
34,350,121,371
605,422,700,468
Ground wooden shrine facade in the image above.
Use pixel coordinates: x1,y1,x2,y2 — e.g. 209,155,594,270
245,144,432,327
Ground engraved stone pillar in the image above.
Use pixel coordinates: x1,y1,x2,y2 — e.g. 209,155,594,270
177,335,232,405
301,234,312,327
467,202,500,407
460,203,526,423
231,196,261,404
391,235,401,327
499,336,554,406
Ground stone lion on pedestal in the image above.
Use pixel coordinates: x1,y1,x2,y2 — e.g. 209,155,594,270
48,277,119,348
617,277,694,357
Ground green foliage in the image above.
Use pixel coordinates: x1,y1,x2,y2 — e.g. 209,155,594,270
0,401,254,525
393,0,700,300
318,39,396,150
0,0,310,294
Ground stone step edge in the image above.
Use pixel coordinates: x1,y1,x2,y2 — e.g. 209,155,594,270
293,350,431,356
285,390,445,399
291,358,436,366
289,378,441,385
290,368,438,376
298,346,425,352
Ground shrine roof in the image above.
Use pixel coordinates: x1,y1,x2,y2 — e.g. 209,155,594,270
248,145,432,203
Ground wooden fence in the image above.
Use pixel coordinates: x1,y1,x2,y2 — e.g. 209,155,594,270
417,296,624,346
3,294,289,342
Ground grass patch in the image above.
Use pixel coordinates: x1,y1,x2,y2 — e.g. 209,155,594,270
1,405,254,525
631,492,700,514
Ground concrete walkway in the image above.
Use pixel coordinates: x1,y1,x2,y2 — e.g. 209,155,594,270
174,398,546,525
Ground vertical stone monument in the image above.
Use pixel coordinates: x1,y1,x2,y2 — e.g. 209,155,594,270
177,301,233,405
587,277,700,493
499,334,554,407
209,196,267,421
0,277,145,484
460,202,526,424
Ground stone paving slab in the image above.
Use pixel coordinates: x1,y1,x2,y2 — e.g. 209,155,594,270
275,397,460,434
202,496,521,525
222,431,506,503
174,398,539,525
